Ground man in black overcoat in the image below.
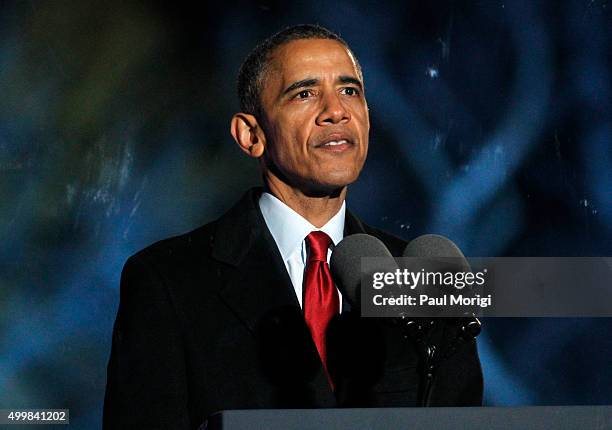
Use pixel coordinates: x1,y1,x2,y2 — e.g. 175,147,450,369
103,24,483,429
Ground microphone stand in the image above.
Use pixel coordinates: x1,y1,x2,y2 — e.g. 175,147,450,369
398,316,481,406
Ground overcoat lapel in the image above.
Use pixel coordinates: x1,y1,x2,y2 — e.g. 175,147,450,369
211,188,300,333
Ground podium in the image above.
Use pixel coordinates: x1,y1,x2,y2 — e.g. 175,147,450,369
206,406,612,430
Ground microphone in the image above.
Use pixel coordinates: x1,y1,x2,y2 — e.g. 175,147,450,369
330,233,399,311
403,234,469,269
402,234,482,341
402,234,482,406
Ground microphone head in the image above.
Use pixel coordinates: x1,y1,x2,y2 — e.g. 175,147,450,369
330,234,397,309
403,234,482,319
402,234,470,272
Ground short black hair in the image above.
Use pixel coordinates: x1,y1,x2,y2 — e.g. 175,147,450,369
237,24,362,118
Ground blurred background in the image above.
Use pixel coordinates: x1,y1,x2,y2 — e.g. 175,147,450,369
0,0,610,427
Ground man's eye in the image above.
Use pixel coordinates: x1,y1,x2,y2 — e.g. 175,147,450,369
341,87,360,96
296,90,313,99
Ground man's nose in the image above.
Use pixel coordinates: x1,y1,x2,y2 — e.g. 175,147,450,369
315,92,350,125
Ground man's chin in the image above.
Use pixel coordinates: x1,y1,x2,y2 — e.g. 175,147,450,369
298,175,360,198
299,185,346,198
263,165,361,198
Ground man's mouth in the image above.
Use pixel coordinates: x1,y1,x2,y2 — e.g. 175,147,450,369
314,134,355,151
316,139,353,152
321,139,348,147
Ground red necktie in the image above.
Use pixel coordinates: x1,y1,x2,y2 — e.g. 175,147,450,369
303,231,339,388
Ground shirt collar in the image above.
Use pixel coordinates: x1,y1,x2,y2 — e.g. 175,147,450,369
259,191,345,262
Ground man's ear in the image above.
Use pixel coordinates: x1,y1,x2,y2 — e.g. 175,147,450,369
230,113,266,158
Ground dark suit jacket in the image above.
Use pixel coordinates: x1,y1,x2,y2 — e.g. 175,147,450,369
103,188,483,429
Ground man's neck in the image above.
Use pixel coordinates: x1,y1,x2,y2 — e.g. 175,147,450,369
264,177,346,228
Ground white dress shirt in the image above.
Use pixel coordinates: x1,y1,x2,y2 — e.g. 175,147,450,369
259,191,344,309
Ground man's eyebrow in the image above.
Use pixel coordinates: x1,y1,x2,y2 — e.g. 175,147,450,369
282,78,319,96
281,76,364,96
338,75,363,90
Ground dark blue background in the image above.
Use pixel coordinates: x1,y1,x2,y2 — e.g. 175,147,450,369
0,1,610,428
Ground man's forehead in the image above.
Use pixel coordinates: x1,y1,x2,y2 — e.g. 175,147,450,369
267,38,361,82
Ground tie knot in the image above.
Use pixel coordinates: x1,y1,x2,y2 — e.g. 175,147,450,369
306,231,332,262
